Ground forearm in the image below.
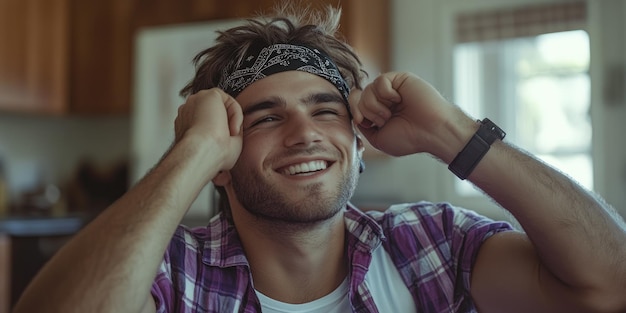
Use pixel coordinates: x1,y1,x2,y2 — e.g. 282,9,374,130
13,136,219,313
354,71,626,309
469,139,626,294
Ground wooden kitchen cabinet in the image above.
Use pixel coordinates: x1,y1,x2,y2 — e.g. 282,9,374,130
0,0,69,114
130,0,389,71
0,0,387,116
0,234,9,313
70,0,133,115
0,0,133,115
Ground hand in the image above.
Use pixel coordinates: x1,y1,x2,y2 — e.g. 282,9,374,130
174,88,243,173
349,72,472,159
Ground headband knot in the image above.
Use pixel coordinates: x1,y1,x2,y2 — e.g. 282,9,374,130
218,43,350,103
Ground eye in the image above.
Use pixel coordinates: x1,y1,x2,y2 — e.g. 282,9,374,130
313,106,349,121
249,115,280,127
314,109,339,116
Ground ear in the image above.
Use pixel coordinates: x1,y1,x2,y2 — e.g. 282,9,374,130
212,170,232,187
355,135,366,173
356,134,365,158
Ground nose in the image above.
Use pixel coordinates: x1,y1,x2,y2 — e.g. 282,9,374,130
283,114,323,147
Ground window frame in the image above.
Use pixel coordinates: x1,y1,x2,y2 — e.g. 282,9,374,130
437,0,594,221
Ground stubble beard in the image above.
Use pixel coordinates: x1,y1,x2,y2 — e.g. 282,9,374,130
230,160,360,227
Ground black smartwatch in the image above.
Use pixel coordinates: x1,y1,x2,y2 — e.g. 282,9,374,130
448,118,506,180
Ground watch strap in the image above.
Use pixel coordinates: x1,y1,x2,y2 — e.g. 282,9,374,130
448,118,505,180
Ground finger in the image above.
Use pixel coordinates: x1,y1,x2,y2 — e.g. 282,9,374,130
223,95,243,136
358,75,404,128
372,74,402,105
356,124,379,148
348,88,364,124
358,86,391,128
349,88,380,129
174,103,186,141
212,89,243,137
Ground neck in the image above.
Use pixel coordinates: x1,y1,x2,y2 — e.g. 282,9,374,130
233,208,348,304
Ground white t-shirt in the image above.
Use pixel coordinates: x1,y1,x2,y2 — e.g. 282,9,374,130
256,278,350,313
256,246,416,312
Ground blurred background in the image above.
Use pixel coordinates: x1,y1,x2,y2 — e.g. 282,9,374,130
1,0,625,311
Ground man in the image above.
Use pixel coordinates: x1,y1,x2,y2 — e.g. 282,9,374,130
13,4,626,313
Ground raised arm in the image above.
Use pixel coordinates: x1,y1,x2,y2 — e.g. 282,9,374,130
349,72,626,313
12,89,243,313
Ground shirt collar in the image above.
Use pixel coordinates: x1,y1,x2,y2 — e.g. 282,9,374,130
200,204,386,267
344,203,386,252
201,213,249,268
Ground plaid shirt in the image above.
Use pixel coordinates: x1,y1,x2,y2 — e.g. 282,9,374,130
151,202,512,313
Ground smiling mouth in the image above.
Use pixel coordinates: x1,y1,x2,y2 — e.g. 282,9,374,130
281,160,329,175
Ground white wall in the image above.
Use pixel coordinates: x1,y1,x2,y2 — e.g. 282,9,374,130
351,0,444,209
588,0,626,217
131,20,242,218
353,0,626,219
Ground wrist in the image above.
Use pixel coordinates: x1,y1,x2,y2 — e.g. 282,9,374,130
448,118,506,180
429,113,479,163
168,134,223,181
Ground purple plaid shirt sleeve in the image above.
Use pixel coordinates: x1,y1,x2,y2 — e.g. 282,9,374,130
369,202,514,312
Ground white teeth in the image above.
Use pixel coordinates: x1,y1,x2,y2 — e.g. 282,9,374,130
283,160,327,175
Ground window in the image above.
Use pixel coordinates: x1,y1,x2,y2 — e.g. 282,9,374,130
452,2,591,196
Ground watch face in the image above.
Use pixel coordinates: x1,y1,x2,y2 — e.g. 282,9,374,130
448,132,491,180
449,118,506,180
480,118,506,142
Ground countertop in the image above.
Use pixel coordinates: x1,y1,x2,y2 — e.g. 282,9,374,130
0,214,86,237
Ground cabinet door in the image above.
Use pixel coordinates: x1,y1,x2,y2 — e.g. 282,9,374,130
0,0,69,114
69,0,133,115
0,234,9,313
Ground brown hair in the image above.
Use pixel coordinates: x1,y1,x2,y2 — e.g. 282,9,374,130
180,3,367,217
180,4,366,97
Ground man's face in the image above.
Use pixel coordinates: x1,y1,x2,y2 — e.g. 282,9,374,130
224,71,362,225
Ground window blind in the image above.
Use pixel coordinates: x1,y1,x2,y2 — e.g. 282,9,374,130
456,1,586,43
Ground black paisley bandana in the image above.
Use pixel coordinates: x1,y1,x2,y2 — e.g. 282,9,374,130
218,43,350,103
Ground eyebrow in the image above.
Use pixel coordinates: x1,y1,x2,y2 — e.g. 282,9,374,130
242,92,346,116
303,92,346,107
242,98,283,116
